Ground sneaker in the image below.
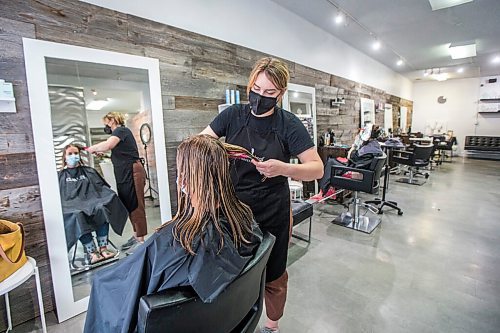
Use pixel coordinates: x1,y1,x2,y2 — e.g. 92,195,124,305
260,328,279,333
125,240,144,256
121,236,138,251
309,189,324,201
323,187,337,200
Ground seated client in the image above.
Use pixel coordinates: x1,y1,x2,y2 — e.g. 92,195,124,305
59,144,128,264
83,135,263,333
313,124,383,200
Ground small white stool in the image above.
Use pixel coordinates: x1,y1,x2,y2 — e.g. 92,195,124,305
0,257,47,333
289,180,303,200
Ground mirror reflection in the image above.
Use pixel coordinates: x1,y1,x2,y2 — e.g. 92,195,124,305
45,58,162,301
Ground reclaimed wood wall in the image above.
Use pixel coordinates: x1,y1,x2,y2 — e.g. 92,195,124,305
0,0,412,328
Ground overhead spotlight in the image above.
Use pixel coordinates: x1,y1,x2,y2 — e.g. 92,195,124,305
372,40,381,51
396,59,404,66
334,12,344,25
492,56,500,64
457,67,464,73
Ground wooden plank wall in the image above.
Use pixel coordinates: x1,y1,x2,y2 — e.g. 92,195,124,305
0,0,412,328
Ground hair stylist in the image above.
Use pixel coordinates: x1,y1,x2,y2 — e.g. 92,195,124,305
201,57,323,332
86,112,147,249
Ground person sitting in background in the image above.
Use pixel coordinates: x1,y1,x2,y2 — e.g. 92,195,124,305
312,124,384,201
58,144,128,265
83,135,263,333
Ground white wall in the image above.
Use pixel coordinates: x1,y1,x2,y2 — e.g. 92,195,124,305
80,0,412,100
412,78,500,155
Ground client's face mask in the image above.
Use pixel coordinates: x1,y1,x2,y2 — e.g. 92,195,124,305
104,125,112,135
66,154,80,167
249,90,277,115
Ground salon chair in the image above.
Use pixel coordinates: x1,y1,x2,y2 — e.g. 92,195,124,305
330,154,387,234
436,136,456,163
393,144,434,185
291,199,313,243
137,232,275,333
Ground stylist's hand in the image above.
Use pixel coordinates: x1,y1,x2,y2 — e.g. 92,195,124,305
251,159,287,178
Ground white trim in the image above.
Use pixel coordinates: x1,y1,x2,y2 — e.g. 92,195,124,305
22,38,171,322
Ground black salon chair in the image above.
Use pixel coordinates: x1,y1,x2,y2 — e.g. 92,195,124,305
330,154,387,234
436,137,456,163
393,144,434,185
137,232,275,333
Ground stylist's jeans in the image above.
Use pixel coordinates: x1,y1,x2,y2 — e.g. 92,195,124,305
130,161,147,237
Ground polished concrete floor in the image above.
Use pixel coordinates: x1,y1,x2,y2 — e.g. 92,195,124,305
13,158,500,332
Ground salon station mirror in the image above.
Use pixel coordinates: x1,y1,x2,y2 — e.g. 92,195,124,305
282,83,318,197
23,38,171,322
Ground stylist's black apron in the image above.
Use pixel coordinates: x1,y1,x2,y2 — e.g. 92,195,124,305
227,105,290,282
113,160,139,214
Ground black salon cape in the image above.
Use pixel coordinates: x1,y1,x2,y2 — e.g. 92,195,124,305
58,166,129,250
83,217,262,333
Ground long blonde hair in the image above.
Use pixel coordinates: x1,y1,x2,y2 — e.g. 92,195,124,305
159,135,254,255
103,112,126,125
247,57,290,98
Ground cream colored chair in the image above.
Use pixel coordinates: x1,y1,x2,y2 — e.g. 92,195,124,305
0,257,47,333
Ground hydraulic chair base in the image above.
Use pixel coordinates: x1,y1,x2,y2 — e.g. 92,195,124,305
396,177,426,186
331,192,382,234
332,212,381,234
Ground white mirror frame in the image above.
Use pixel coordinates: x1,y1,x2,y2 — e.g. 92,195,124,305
282,83,317,146
22,38,172,322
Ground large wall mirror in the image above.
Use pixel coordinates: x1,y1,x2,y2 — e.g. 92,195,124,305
23,38,171,322
282,83,318,196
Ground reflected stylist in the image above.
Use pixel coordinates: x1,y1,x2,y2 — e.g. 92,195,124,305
202,57,323,332
87,112,147,250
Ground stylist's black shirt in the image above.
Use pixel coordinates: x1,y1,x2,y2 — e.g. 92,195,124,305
110,126,140,167
210,104,314,158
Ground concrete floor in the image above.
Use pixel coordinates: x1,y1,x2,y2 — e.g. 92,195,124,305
13,158,500,332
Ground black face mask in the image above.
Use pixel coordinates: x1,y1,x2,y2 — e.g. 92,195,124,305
249,90,277,115
104,125,112,135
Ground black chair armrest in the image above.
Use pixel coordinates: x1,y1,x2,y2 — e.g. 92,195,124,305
330,165,375,193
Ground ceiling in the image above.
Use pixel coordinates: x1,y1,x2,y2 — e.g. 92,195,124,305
45,58,149,126
271,0,500,82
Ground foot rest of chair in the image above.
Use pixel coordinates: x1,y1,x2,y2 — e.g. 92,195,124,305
291,200,313,243
292,200,313,226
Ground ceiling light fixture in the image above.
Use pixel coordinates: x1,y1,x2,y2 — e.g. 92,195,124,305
492,56,500,64
86,99,109,111
91,89,97,96
428,0,474,11
334,12,344,25
397,59,404,66
457,67,464,73
449,42,477,59
325,0,413,70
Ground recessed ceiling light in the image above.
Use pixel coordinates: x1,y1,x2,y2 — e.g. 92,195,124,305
396,59,404,66
457,67,464,73
86,99,109,111
492,56,500,64
334,13,344,25
293,91,299,98
372,40,381,51
449,43,476,59
428,0,473,11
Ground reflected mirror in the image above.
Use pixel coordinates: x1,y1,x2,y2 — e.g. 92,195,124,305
45,59,162,302
282,83,317,197
23,38,171,322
